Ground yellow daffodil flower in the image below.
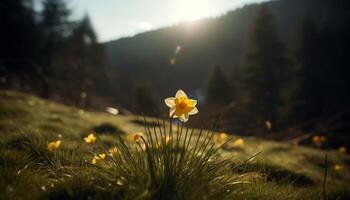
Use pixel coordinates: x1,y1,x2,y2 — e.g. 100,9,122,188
338,146,346,154
92,153,106,165
312,135,320,143
164,89,198,122
165,136,170,144
218,132,228,141
312,135,326,146
232,138,244,147
84,133,96,144
133,133,143,142
334,164,344,171
140,143,146,151
47,140,61,151
213,132,228,144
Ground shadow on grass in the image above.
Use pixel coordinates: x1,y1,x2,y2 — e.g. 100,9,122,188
266,146,292,153
327,187,350,200
92,123,125,135
233,162,314,187
131,119,160,127
42,175,128,200
0,106,29,119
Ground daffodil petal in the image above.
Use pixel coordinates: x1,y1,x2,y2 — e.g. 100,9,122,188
189,107,198,115
175,89,187,98
178,115,185,122
164,97,175,107
182,114,189,122
189,99,197,106
169,106,176,117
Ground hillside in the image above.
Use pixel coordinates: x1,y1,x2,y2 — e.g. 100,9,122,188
0,90,349,199
104,0,350,99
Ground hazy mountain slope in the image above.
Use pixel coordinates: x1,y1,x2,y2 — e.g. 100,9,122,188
104,0,349,98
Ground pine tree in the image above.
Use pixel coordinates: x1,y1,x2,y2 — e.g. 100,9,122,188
292,17,321,123
242,5,287,130
0,0,40,88
206,65,233,106
40,0,70,97
55,15,108,108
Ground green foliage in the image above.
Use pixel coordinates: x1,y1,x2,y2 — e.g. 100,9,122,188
92,118,240,200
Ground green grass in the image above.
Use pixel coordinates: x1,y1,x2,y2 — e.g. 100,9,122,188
0,90,349,199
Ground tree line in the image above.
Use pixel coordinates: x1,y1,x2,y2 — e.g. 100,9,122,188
204,4,350,136
1,1,349,138
0,0,110,108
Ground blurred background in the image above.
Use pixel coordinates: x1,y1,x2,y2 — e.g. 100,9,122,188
1,0,349,148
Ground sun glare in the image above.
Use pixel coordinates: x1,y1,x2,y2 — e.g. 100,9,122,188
179,0,210,22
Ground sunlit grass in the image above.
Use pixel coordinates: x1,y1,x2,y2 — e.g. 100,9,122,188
90,118,242,199
0,90,350,199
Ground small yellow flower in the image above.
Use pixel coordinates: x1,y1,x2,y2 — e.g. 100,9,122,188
84,133,96,144
218,132,228,141
92,153,106,165
165,136,170,144
109,147,119,156
133,133,143,142
334,164,344,171
232,138,244,147
164,89,198,122
214,132,228,143
312,135,320,143
312,135,326,146
140,143,146,151
338,147,347,154
47,140,61,151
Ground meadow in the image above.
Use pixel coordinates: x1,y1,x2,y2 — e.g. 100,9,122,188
0,90,349,200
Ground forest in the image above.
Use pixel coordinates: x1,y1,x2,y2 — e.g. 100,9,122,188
1,0,350,199
2,0,350,145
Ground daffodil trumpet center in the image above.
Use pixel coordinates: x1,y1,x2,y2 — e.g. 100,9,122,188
174,97,194,116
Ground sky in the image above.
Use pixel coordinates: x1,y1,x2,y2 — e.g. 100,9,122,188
36,0,270,42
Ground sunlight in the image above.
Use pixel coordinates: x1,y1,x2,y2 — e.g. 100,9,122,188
178,0,210,22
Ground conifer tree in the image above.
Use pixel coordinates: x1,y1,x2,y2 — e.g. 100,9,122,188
40,0,70,97
292,17,321,122
242,5,287,129
0,0,40,88
55,15,108,108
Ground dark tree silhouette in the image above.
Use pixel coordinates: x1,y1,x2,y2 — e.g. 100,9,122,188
241,5,287,130
53,15,108,108
40,0,70,97
0,0,40,89
292,17,321,123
